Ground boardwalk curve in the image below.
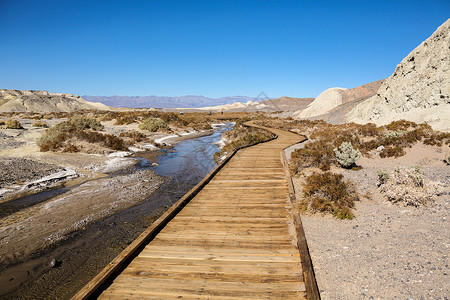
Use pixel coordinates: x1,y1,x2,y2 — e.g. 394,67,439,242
73,123,317,299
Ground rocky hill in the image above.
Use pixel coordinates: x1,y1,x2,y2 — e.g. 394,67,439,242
0,90,110,113
294,80,383,119
347,19,450,131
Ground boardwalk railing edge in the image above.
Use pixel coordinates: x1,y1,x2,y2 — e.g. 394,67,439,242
71,124,278,300
280,135,321,300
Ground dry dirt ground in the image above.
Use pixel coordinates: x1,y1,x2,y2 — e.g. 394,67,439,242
287,142,449,299
0,118,210,268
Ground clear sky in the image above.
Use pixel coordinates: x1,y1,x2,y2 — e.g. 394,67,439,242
0,0,448,99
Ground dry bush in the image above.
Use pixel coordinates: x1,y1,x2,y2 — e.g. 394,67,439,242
139,117,170,132
119,130,146,143
5,119,23,129
37,119,127,152
69,115,103,130
213,125,275,162
0,120,5,126
378,167,443,206
291,140,334,171
301,172,357,219
32,120,48,128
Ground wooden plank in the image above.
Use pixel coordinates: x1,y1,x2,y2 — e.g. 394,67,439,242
72,122,315,300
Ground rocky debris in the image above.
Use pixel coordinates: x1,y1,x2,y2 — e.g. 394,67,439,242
0,89,110,113
0,131,25,150
0,158,61,189
347,19,450,131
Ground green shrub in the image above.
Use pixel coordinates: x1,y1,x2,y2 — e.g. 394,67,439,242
139,118,170,132
5,119,23,129
32,120,48,128
377,170,390,186
333,142,361,169
301,172,357,219
69,115,103,130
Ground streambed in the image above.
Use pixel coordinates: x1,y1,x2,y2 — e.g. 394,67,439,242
1,123,232,299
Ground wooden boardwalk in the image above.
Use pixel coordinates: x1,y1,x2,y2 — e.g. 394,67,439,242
76,124,314,299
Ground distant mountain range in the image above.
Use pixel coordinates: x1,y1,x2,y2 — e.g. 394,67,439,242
82,95,260,109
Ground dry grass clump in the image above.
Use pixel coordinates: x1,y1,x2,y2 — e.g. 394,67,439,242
0,120,5,126
5,119,23,129
213,124,275,162
37,117,126,152
139,117,170,132
32,120,48,128
378,167,443,206
119,130,146,143
301,172,357,219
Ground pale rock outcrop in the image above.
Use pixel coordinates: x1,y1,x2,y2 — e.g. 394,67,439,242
295,87,347,118
0,89,110,113
347,19,450,131
293,79,384,119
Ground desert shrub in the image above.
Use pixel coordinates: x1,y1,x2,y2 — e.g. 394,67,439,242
378,167,443,206
37,120,126,152
62,143,79,153
379,145,406,158
384,130,407,139
333,142,361,168
0,120,5,126
115,115,137,125
301,172,357,219
139,117,170,132
32,120,48,128
5,119,23,129
291,140,334,172
69,115,103,130
423,132,450,146
213,125,275,162
376,170,390,186
119,130,146,143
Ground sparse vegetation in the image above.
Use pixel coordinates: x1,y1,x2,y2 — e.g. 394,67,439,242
378,167,443,206
301,172,357,219
139,117,170,132
213,124,275,162
32,120,48,128
37,117,126,152
5,119,23,129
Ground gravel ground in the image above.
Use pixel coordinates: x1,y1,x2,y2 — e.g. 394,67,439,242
0,157,61,188
0,132,25,151
294,144,450,299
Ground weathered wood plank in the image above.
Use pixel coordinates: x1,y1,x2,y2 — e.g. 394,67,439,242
73,122,315,300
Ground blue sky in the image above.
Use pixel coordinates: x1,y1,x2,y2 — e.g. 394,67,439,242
0,1,448,99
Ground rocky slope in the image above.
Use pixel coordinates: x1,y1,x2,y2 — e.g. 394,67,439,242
0,90,110,113
347,19,450,131
294,80,383,119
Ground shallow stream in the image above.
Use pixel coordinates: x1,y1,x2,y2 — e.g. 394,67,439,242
1,123,233,299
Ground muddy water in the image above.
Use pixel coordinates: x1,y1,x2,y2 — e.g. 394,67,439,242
1,124,232,299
